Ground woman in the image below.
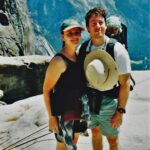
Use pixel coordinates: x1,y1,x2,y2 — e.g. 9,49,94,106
43,19,84,150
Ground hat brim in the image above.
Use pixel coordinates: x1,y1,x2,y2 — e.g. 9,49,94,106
84,49,118,91
63,25,85,32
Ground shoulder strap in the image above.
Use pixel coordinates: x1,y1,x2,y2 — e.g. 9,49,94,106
55,53,70,64
130,75,136,91
79,40,90,55
78,39,90,63
106,38,117,60
121,23,128,50
106,38,136,91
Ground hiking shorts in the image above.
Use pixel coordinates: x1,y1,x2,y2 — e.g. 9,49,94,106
55,116,77,150
88,96,119,136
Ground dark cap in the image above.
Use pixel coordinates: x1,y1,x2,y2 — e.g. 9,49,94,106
61,19,85,34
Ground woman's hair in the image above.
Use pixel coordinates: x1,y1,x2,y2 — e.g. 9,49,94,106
85,6,107,27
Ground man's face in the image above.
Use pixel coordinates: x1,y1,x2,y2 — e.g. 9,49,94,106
87,14,107,40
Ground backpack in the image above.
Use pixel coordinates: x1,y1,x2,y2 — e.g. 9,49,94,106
77,38,135,115
106,23,135,90
106,23,128,50
78,38,135,93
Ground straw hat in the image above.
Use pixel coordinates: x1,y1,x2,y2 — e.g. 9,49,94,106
84,49,118,91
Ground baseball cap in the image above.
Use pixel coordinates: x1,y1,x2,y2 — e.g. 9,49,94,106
61,19,85,33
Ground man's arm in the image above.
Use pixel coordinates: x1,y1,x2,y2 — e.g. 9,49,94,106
118,73,130,108
110,73,130,128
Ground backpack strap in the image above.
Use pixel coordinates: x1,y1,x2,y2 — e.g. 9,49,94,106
130,75,136,91
106,38,135,91
79,38,117,59
106,38,117,60
121,23,128,50
78,39,90,57
77,39,91,70
105,38,120,97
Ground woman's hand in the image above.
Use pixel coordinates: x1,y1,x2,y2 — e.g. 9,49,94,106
49,116,59,133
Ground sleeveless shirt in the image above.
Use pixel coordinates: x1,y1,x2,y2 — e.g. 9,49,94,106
50,53,82,121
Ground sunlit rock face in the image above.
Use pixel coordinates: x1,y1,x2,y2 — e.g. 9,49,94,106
0,56,51,104
0,0,54,56
0,0,55,103
0,11,23,56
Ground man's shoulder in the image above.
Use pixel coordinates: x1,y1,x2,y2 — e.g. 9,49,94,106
114,42,128,54
78,39,90,53
106,37,118,45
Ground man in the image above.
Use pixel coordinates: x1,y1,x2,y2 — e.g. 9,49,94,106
78,7,131,150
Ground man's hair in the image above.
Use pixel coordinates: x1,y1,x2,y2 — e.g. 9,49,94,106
85,6,107,27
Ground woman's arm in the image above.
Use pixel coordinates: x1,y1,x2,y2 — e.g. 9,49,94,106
43,56,66,132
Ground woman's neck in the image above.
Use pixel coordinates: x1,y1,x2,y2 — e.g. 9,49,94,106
61,45,77,61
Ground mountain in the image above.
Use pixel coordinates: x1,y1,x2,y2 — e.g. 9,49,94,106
27,0,149,70
0,0,54,56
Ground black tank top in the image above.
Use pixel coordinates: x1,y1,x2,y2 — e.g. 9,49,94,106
54,53,80,90
50,53,82,118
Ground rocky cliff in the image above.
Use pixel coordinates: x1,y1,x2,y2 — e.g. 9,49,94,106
0,56,51,104
0,0,54,56
0,0,55,103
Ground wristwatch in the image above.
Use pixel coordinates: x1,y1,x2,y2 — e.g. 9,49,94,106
117,107,126,114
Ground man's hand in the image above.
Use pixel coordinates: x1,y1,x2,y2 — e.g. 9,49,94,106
110,111,123,128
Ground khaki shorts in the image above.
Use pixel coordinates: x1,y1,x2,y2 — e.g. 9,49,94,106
88,96,119,136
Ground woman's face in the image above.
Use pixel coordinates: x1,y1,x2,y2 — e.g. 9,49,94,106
61,27,82,46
